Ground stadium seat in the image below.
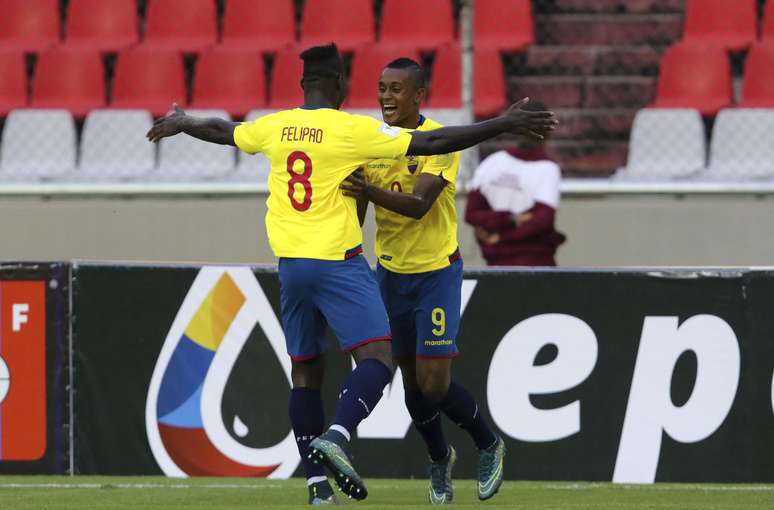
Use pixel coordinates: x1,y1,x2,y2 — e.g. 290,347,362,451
79,110,155,181
65,0,139,52
300,0,375,51
230,109,274,182
111,49,186,117
473,48,507,118
682,0,757,51
740,44,774,108
427,44,461,108
380,0,454,51
0,51,28,115
142,0,217,52
157,109,237,181
652,43,732,116
269,48,304,108
705,109,774,181
474,0,534,52
346,46,421,108
428,45,506,118
221,0,295,52
764,1,774,44
191,48,266,117
31,48,106,117
0,110,76,181
0,0,60,51
617,108,706,181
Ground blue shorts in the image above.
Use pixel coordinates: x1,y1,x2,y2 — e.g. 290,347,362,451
376,257,462,359
278,254,391,361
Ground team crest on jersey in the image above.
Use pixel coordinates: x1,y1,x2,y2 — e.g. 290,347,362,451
407,156,419,174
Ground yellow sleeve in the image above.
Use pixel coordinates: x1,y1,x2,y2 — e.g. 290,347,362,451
422,151,460,184
233,115,272,155
350,115,412,160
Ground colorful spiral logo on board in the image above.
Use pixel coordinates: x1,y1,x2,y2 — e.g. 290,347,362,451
145,267,300,478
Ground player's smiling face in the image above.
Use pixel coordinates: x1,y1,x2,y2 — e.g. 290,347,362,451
379,68,424,128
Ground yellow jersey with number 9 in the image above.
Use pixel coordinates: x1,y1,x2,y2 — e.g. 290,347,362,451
365,116,460,274
233,107,413,260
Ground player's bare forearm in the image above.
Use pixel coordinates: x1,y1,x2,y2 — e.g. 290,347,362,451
179,116,238,146
406,98,558,156
342,171,444,220
407,117,510,155
364,186,430,220
146,103,237,146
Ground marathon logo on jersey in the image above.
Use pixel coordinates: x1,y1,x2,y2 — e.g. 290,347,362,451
0,281,46,461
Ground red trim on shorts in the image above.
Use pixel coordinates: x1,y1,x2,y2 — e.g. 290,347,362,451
289,352,321,362
343,335,392,352
344,245,363,260
416,352,460,360
448,249,461,264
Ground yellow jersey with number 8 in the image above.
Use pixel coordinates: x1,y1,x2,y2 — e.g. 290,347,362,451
365,116,460,274
234,107,413,260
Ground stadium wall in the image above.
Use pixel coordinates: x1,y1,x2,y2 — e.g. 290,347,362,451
0,193,773,266
3,262,774,483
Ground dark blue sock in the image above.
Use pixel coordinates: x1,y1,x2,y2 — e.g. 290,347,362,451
440,380,497,450
289,387,326,480
332,358,392,436
405,389,449,462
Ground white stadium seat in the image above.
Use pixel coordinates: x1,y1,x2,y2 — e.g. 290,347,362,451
704,108,774,181
0,109,76,181
616,108,706,181
156,109,236,181
78,109,155,181
228,109,276,183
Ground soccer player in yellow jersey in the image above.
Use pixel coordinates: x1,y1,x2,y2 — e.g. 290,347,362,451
147,44,556,505
342,58,504,504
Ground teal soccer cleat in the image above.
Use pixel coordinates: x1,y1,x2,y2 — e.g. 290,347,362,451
428,445,456,504
309,431,368,501
477,436,505,500
308,479,337,505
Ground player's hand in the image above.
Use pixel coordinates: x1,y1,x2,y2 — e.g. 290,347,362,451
515,212,533,225
146,103,187,143
501,98,558,140
341,168,368,199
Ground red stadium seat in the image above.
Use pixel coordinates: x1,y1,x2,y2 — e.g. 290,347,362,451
0,52,28,115
0,0,60,52
380,0,454,52
473,48,507,118
191,48,267,117
300,0,375,52
740,44,774,108
222,0,295,52
112,49,186,116
427,44,461,108
475,0,534,52
346,45,421,108
65,0,139,52
428,45,505,117
269,47,304,108
652,43,732,116
763,1,774,45
683,0,757,51
31,48,106,117
142,0,217,52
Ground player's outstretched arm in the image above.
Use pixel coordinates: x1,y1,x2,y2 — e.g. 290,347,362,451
342,169,444,220
406,98,557,156
146,104,239,146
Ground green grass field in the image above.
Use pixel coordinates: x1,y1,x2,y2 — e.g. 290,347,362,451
0,477,772,509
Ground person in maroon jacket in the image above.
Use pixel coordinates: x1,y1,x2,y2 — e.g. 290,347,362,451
465,102,566,266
